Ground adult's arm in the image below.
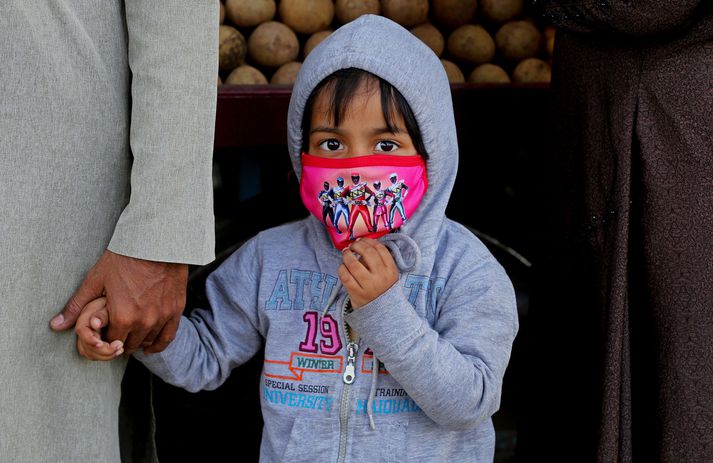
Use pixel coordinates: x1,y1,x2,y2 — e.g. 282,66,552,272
541,0,709,37
51,1,219,354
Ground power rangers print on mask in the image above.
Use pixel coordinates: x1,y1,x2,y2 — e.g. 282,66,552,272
300,153,428,250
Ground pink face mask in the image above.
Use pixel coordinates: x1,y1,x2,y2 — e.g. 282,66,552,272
300,153,428,250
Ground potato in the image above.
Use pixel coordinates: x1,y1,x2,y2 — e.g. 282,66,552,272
219,1,225,24
446,25,495,65
440,59,465,83
219,25,247,72
479,0,523,23
271,61,302,85
279,0,334,34
410,23,444,57
432,0,476,29
225,0,275,27
225,65,269,85
468,63,510,84
495,20,541,61
218,75,223,85
335,0,380,24
381,0,429,27
512,58,551,83
303,30,333,58
248,21,299,67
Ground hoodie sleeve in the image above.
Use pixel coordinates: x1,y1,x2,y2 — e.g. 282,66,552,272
345,251,518,431
134,238,264,392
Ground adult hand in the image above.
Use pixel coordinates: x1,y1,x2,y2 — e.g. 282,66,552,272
50,250,188,354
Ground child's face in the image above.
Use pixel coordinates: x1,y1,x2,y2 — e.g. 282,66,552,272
307,79,418,159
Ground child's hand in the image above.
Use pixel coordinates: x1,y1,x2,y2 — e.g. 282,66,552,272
339,238,398,308
75,297,124,361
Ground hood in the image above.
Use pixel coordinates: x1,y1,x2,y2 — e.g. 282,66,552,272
287,14,458,255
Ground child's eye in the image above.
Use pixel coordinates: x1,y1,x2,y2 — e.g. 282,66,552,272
319,139,343,151
375,140,398,152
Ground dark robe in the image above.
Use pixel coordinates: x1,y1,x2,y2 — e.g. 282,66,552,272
521,2,712,462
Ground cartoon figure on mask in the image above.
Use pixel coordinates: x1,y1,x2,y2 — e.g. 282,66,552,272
330,177,350,234
371,181,392,232
387,173,409,228
318,181,335,226
299,153,427,250
344,173,374,240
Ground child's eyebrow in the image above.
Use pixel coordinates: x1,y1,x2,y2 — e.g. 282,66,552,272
370,126,404,135
310,126,342,134
310,126,405,135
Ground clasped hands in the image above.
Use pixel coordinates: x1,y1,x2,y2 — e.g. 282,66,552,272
50,250,187,360
64,238,398,361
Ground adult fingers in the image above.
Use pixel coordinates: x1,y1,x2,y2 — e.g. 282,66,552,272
121,328,151,355
51,269,103,331
138,323,165,352
143,316,180,354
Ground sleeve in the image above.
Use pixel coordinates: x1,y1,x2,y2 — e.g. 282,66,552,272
345,254,519,431
107,1,218,265
541,0,708,37
134,238,264,392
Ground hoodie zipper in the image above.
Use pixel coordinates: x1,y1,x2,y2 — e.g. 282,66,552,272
337,296,358,463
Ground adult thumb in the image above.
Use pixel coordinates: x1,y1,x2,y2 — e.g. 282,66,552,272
51,272,103,331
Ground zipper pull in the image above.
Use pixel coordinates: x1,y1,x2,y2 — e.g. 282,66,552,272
343,341,359,384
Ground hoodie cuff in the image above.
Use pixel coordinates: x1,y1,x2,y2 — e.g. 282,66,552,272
344,281,426,362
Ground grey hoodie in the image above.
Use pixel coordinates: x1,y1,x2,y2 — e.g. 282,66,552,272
137,15,518,462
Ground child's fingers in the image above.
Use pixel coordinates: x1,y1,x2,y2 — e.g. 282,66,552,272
75,297,108,347
76,320,124,356
341,246,370,282
82,297,109,331
338,262,361,292
75,296,123,361
337,264,361,294
76,335,124,361
76,322,103,348
349,239,388,271
371,241,399,278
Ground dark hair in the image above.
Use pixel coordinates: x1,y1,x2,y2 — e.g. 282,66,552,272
301,68,428,160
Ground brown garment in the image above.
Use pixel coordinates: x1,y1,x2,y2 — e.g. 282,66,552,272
524,2,712,462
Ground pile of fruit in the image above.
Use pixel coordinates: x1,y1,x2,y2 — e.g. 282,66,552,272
218,0,554,86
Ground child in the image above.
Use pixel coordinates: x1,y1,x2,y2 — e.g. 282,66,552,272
78,15,518,461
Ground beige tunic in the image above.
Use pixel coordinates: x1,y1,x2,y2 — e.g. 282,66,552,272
0,2,217,461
